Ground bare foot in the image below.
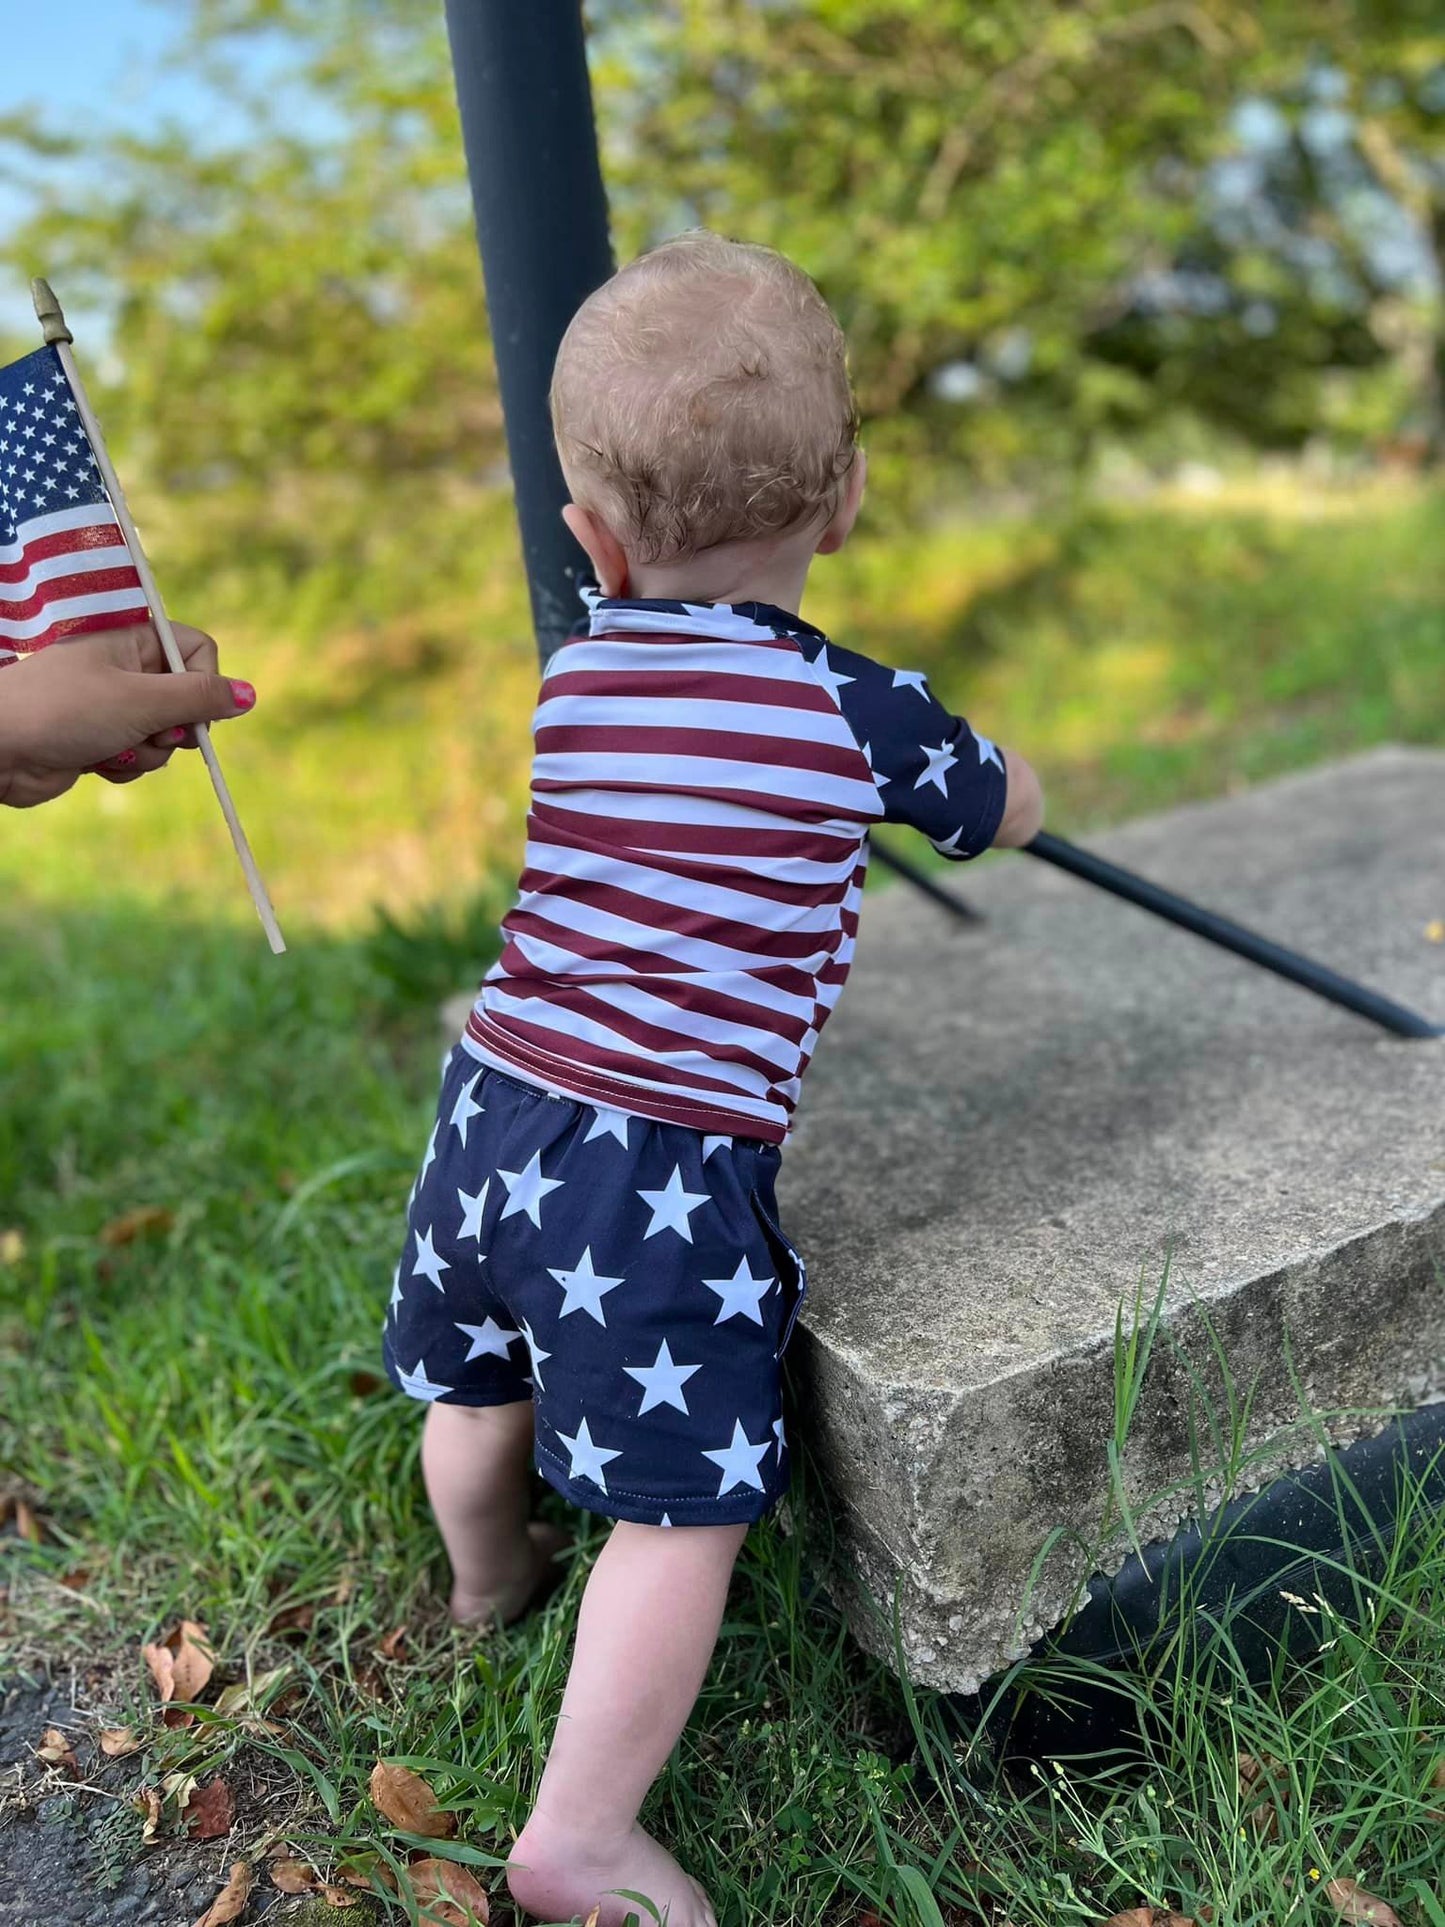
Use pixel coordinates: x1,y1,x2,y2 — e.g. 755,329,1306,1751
450,1523,570,1628
508,1816,717,1927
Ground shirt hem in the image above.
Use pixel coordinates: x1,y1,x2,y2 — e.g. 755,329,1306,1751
461,1012,788,1145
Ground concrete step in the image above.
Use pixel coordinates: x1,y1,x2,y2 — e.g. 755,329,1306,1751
781,746,1445,1692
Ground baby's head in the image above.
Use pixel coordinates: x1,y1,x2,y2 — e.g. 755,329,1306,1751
551,230,862,599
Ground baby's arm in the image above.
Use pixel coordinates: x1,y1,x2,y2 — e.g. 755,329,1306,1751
800,637,1042,856
995,747,1045,847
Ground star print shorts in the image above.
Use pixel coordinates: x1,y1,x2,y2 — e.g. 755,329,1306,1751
382,1048,808,1528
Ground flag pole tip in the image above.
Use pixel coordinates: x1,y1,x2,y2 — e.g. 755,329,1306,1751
31,278,73,346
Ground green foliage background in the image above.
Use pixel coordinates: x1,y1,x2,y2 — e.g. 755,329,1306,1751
0,0,1441,924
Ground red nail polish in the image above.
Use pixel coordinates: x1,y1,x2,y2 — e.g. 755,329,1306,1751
229,679,256,712
167,727,187,745
113,749,137,768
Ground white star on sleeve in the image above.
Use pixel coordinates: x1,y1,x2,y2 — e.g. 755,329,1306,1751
623,1338,701,1415
975,730,1004,772
583,1106,632,1148
891,667,931,698
449,1072,484,1146
455,1316,521,1362
930,824,969,857
457,1179,489,1243
396,1358,453,1401
497,1150,565,1228
556,1415,623,1491
701,1135,732,1162
701,1255,774,1326
519,1318,551,1391
419,1122,439,1185
411,1225,451,1292
914,739,959,795
547,1246,626,1325
701,1419,771,1497
809,645,856,705
636,1165,711,1242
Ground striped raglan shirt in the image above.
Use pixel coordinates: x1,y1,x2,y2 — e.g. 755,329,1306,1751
463,595,1007,1144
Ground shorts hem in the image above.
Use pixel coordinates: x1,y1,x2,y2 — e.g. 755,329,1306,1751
534,1448,786,1527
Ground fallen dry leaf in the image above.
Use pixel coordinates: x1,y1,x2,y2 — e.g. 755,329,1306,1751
192,1860,253,1927
269,1858,317,1895
1236,1749,1289,1840
186,1775,235,1840
320,1887,359,1909
378,1623,408,1661
135,1785,163,1844
163,1770,198,1812
37,1727,78,1776
100,1204,175,1247
1325,1880,1403,1927
407,1857,490,1926
267,1601,314,1638
58,1566,92,1591
1098,1915,1194,1927
99,1727,140,1758
14,1499,43,1543
142,1619,215,1726
214,1664,291,1720
349,1370,385,1397
368,1760,456,1838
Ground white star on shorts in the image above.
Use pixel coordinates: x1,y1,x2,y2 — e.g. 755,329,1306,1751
701,1419,771,1497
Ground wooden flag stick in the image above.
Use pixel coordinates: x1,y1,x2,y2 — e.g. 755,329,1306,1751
31,278,286,955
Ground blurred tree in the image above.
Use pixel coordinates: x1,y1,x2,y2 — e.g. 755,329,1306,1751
0,0,506,633
1,0,1440,632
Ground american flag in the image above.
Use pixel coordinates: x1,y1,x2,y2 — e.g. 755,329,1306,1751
0,344,149,665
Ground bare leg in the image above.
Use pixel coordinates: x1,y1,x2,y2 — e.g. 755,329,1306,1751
422,1401,567,1625
508,1519,747,1927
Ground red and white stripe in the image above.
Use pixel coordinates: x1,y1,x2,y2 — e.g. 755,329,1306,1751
464,610,881,1143
0,503,148,663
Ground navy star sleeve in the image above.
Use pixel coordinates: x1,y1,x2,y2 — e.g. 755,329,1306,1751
799,636,1009,859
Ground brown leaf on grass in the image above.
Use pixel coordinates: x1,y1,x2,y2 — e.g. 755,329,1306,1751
335,1852,396,1893
266,1601,314,1639
269,1859,317,1895
192,1860,253,1927
185,1776,235,1840
1099,1915,1195,1927
349,1370,385,1397
406,1857,490,1925
99,1727,140,1758
214,1664,292,1720
142,1619,215,1727
13,1499,43,1543
58,1566,92,1591
1236,1750,1289,1839
134,1786,163,1844
368,1761,456,1838
378,1623,408,1661
100,1205,174,1247
1325,1880,1403,1926
319,1888,359,1910
37,1727,78,1776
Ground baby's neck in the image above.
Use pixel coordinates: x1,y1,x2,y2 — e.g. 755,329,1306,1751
622,539,816,619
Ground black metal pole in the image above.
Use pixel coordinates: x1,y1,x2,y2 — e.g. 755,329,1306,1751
1026,830,1441,1039
871,840,981,924
443,2,1438,1044
442,0,615,661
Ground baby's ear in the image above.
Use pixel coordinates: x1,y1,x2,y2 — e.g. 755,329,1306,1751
563,504,630,597
816,448,866,556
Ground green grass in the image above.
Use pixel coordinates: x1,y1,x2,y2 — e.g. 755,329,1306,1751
3,899,1444,1927
3,481,1444,1923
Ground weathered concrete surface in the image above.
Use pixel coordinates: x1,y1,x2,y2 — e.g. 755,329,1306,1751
781,747,1445,1693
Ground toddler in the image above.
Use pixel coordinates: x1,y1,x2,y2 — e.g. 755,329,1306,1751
384,229,1044,1927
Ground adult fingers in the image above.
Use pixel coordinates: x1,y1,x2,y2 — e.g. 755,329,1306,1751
122,668,257,736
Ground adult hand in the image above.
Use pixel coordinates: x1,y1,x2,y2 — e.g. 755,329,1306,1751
0,624,255,809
